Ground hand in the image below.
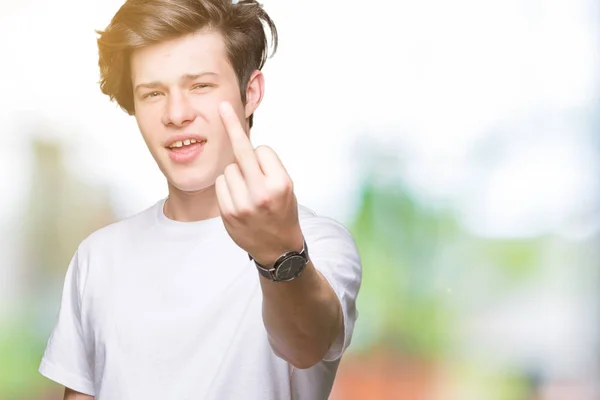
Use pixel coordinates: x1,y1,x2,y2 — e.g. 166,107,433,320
215,101,304,266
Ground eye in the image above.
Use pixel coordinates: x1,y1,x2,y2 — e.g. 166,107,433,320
192,83,211,90
142,91,162,100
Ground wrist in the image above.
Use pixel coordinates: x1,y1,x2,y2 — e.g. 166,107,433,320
251,235,304,267
249,238,309,282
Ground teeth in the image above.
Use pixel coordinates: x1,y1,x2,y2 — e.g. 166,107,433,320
169,138,205,149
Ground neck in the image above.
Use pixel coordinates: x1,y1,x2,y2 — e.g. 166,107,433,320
163,183,221,222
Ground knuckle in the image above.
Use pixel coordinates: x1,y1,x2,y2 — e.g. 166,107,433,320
281,176,293,191
235,206,253,218
269,176,292,193
222,209,234,219
254,194,271,208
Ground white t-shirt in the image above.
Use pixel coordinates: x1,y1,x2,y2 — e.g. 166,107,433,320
39,198,362,399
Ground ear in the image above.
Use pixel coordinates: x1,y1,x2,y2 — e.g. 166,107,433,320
244,70,264,121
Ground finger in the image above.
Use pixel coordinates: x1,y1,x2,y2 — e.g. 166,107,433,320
215,175,234,215
223,163,253,213
254,145,289,180
218,101,263,183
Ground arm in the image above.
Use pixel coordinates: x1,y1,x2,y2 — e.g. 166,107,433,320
260,259,342,369
39,250,96,397
215,101,356,369
64,388,94,400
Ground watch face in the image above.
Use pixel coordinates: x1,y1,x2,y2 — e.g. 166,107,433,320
275,255,306,281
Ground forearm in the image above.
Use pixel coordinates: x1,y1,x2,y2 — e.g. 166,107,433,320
259,260,342,369
64,388,94,400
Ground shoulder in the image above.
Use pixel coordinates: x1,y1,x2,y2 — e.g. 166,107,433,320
76,199,159,258
297,204,357,248
298,204,352,231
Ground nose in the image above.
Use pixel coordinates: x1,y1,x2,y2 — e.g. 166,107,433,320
162,92,196,127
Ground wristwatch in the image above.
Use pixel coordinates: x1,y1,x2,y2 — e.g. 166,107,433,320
248,240,309,282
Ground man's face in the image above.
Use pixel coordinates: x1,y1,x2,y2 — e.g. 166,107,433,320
130,30,260,193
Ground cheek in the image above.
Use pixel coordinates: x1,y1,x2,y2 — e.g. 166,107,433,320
135,109,161,139
206,136,235,174
210,132,234,162
193,94,224,126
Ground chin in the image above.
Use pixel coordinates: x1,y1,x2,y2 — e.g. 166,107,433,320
163,166,215,193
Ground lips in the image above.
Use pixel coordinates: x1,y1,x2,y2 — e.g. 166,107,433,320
166,138,206,164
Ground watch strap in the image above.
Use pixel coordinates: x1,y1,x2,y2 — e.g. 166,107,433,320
254,262,276,280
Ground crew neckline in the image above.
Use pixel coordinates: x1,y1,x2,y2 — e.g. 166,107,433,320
153,197,226,240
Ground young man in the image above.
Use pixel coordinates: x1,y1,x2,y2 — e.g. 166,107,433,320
38,0,362,399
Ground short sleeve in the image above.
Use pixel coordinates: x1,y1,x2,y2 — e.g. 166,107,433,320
39,249,95,396
301,213,362,362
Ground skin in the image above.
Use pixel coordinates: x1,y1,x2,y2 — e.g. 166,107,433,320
64,28,342,399
64,388,92,400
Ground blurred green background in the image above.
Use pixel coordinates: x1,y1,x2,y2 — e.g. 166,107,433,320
1,0,599,399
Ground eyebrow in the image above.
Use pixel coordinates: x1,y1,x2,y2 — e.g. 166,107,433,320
134,72,219,92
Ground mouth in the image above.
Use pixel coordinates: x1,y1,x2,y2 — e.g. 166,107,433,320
165,137,207,150
165,136,207,164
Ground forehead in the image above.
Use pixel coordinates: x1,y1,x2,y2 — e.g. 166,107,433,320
130,30,232,85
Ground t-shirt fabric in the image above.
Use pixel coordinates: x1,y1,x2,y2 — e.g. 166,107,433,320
39,198,362,399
